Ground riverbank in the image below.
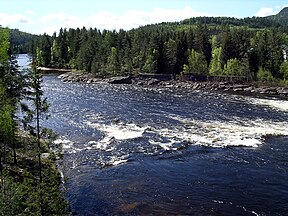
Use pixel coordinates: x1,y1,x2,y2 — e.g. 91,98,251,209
0,130,69,215
57,72,288,98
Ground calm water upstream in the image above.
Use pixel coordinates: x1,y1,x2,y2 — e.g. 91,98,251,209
19,54,288,215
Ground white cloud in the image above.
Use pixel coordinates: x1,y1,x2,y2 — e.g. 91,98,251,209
39,6,211,35
40,13,80,23
39,13,83,34
0,13,33,26
255,7,276,17
255,4,288,17
25,10,35,15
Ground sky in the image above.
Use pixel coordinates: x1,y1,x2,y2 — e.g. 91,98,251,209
0,0,288,35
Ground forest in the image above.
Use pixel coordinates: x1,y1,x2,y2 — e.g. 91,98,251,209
25,14,288,84
0,28,68,215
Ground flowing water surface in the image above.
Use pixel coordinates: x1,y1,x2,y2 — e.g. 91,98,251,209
20,54,288,215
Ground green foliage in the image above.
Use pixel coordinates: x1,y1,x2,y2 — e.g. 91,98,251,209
9,28,34,54
164,39,178,75
280,61,288,80
181,15,284,28
35,46,44,66
183,49,208,75
25,15,287,82
223,58,245,76
257,67,274,81
251,30,284,79
143,48,159,74
209,47,223,75
107,47,120,76
0,29,68,215
51,39,63,67
193,24,211,64
0,158,68,215
0,28,10,63
267,7,288,26
0,176,24,215
0,102,14,143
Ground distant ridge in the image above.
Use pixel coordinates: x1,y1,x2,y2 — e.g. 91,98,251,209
266,7,288,26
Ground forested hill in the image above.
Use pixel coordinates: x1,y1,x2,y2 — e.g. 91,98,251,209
0,27,35,54
27,8,288,84
4,7,288,84
5,7,288,54
164,7,288,29
9,29,35,54
180,15,282,29
267,7,288,27
6,7,288,54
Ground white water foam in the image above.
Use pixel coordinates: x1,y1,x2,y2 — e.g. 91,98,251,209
81,121,148,152
87,121,147,140
148,139,178,151
87,137,115,151
53,138,83,153
99,155,129,167
246,97,288,112
158,115,288,148
108,157,129,166
54,138,74,150
60,96,288,154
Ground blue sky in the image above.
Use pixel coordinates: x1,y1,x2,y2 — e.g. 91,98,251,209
0,0,288,35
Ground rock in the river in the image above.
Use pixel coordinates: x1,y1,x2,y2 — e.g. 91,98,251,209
107,76,132,84
147,78,160,85
57,71,288,99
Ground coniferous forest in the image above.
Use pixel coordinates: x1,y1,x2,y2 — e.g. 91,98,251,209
25,9,288,84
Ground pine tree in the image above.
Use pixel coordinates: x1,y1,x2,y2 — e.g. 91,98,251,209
22,67,49,183
0,28,25,165
143,48,159,74
107,47,120,76
50,39,62,67
164,39,177,76
221,27,236,67
193,24,211,65
0,28,9,62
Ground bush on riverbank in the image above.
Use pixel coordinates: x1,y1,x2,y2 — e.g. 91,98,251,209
0,132,69,215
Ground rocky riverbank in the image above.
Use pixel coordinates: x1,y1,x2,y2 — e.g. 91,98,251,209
159,80,288,97
57,72,288,98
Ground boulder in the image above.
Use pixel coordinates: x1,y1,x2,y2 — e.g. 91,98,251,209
278,89,288,96
147,78,160,85
107,76,132,84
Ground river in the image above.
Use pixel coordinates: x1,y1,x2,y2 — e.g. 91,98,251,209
19,54,288,215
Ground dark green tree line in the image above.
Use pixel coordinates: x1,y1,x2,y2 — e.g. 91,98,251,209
29,20,288,82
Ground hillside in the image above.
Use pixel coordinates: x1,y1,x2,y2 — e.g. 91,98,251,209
9,29,35,54
0,27,35,54
267,7,288,26
4,7,288,55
